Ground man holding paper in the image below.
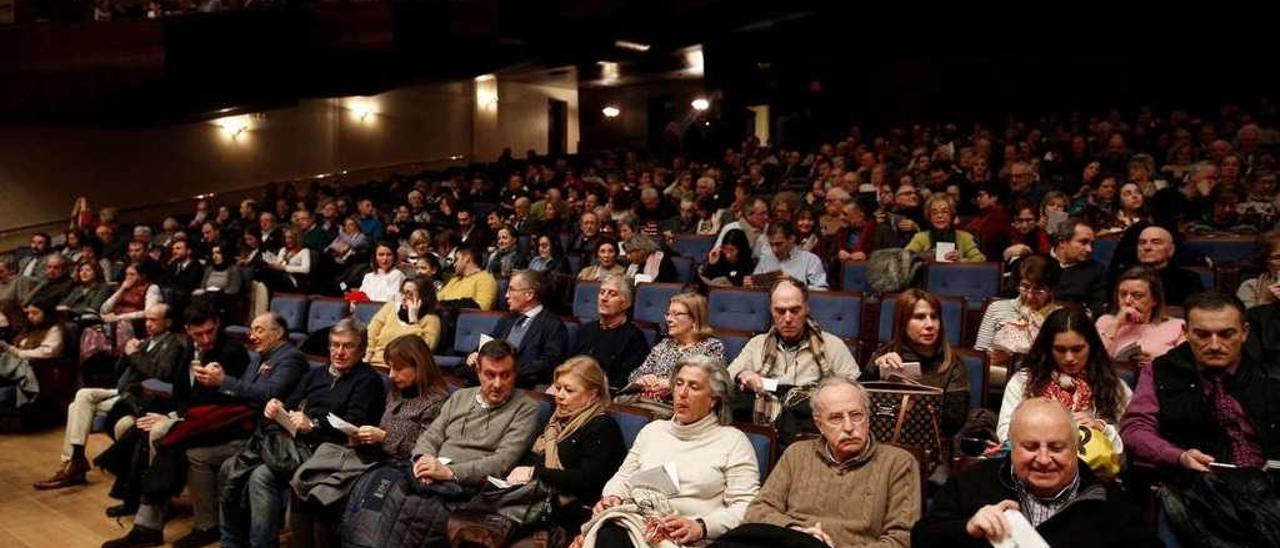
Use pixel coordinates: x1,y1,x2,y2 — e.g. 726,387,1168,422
729,278,859,442
912,398,1159,547
219,318,386,548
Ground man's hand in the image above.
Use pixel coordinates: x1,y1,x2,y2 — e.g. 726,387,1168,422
505,466,535,485
1179,449,1215,473
413,455,455,484
466,352,479,367
737,371,765,393
124,338,142,356
136,412,167,432
263,398,284,420
288,411,312,434
792,523,834,547
897,219,918,233
193,362,226,387
965,499,1020,540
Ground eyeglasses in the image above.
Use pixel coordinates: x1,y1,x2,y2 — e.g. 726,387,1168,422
821,411,868,427
664,310,691,318
1018,283,1050,295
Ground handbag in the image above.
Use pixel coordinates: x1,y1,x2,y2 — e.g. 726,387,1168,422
260,422,313,476
863,381,944,474
448,480,555,548
1077,425,1121,479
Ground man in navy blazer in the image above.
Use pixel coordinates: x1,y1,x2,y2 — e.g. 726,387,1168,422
467,270,567,388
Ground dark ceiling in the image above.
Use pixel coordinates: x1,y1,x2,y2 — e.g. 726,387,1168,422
2,2,1275,128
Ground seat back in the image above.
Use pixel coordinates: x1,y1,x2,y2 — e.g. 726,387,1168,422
567,255,583,274
452,310,506,355
707,287,770,332
878,293,966,346
608,404,656,450
352,300,384,325
269,293,309,333
672,235,715,261
573,281,600,322
808,291,863,339
496,277,511,311
1092,237,1120,267
734,422,778,481
1187,266,1215,291
1183,237,1255,264
670,256,694,283
718,329,754,363
841,261,870,293
307,296,349,333
639,325,660,347
633,283,684,325
925,262,1001,309
564,319,580,351
955,348,988,410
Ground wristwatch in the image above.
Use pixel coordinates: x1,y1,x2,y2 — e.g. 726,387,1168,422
309,417,320,432
696,518,707,539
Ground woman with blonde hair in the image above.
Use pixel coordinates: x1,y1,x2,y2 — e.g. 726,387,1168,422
904,193,986,262
622,293,724,417
503,355,626,540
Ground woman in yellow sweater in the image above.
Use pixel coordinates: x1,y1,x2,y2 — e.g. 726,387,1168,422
365,275,441,367
904,193,987,262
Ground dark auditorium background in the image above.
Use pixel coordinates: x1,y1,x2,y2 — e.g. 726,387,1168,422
1,1,1276,244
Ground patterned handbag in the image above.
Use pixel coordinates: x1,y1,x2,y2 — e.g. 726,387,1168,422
863,381,944,474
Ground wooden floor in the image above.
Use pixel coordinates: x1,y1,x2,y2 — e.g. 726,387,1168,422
0,427,198,547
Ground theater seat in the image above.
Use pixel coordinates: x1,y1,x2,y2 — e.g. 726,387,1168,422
672,235,715,261
352,301,384,326
718,329,754,363
634,283,684,325
926,263,1001,310
496,277,511,311
734,422,778,481
306,296,348,333
574,281,600,322
608,404,656,450
841,262,870,293
1093,237,1120,267
670,256,694,283
437,310,505,368
955,349,988,410
708,287,770,332
808,291,863,339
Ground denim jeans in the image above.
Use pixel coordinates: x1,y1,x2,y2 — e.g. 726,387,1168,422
219,463,288,548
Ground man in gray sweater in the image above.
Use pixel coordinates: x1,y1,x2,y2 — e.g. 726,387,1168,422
412,339,540,488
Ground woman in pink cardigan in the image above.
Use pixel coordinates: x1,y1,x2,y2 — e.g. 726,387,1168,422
1094,266,1185,369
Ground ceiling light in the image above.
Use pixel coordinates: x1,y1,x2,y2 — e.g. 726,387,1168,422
614,39,651,52
602,106,621,118
691,98,710,111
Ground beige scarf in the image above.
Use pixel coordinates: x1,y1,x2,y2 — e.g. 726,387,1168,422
532,401,605,470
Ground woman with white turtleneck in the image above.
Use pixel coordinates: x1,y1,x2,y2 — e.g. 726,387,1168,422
575,355,759,548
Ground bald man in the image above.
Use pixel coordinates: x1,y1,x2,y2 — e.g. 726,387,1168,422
1134,226,1204,307
913,398,1160,547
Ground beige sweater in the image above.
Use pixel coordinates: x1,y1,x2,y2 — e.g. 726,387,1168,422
728,330,860,387
601,415,760,539
364,301,442,365
745,439,920,548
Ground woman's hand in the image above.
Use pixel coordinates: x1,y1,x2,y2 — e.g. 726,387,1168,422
944,249,960,262
874,352,904,374
1119,305,1146,325
592,495,621,516
657,515,704,544
1073,412,1106,432
354,425,386,446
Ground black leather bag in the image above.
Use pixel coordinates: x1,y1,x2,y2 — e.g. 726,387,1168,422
448,480,555,548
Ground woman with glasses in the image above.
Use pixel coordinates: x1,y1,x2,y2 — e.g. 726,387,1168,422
1238,229,1280,308
975,255,1062,376
904,194,986,262
1003,203,1052,261
620,293,724,418
1095,267,1185,369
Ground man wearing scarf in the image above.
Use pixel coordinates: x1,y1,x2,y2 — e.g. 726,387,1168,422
718,377,920,548
728,279,859,442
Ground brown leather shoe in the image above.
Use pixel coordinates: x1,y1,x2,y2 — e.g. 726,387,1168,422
33,457,89,490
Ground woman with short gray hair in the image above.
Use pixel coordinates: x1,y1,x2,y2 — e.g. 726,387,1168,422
623,233,679,284
579,355,759,546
